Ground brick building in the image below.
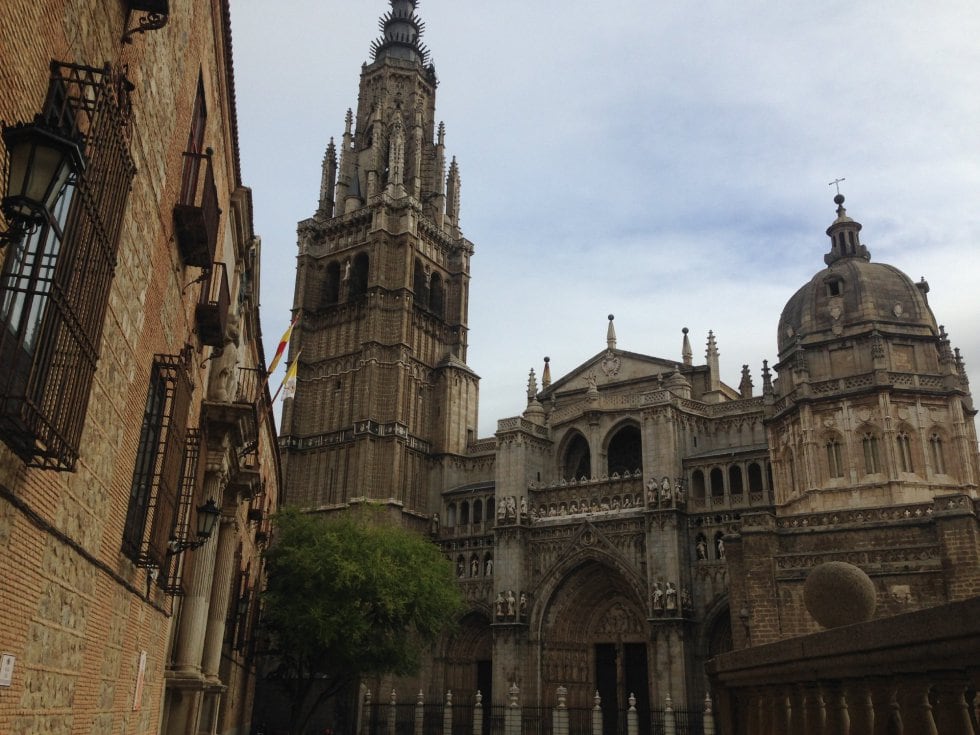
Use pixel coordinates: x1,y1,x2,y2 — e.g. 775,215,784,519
0,2,279,734
273,0,979,729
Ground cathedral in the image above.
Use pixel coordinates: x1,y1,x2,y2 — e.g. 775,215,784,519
277,0,980,723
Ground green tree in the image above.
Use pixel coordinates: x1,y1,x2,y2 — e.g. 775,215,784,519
259,507,462,734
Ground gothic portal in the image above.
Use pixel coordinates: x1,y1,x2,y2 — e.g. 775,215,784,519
279,0,980,722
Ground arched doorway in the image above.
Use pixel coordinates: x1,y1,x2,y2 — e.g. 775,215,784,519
539,561,650,735
444,611,492,705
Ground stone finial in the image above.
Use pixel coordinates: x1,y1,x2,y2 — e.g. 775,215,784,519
417,690,424,705
526,369,538,402
345,108,353,135
738,364,753,398
557,685,567,708
542,356,551,388
704,693,713,714
706,330,718,359
390,689,397,705
803,561,876,628
437,121,445,146
664,693,673,711
445,690,453,706
593,691,602,708
761,359,773,396
606,314,617,350
508,683,520,707
628,693,636,709
681,327,692,366
475,690,482,705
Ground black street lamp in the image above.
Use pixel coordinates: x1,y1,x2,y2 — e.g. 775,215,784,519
1,120,85,242
168,498,222,555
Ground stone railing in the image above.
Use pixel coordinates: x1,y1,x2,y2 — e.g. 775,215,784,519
357,684,715,735
706,596,980,734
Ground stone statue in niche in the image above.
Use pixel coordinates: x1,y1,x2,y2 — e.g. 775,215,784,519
716,536,726,560
429,513,440,537
519,496,527,519
506,590,516,617
696,536,708,561
665,582,677,612
519,591,528,619
497,501,505,522
681,587,694,613
660,477,672,504
646,479,657,505
485,557,493,576
652,582,665,613
495,592,505,619
208,312,241,402
471,558,479,577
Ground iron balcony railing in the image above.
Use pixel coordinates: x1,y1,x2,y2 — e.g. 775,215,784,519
173,148,220,268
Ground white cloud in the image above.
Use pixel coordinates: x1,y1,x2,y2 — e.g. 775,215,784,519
232,0,980,436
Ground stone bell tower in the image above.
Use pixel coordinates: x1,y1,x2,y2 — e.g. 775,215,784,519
280,0,479,517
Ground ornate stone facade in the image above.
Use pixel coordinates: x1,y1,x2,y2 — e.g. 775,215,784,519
279,0,980,725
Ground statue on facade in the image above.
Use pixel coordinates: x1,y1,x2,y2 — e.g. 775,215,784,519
716,536,726,560
485,557,493,576
652,582,665,613
495,592,505,619
457,559,465,577
471,557,480,577
665,582,677,613
506,590,516,617
696,536,708,561
519,496,527,519
681,587,694,613
429,513,440,537
519,591,528,619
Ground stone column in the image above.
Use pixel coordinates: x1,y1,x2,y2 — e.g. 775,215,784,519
174,471,226,673
200,513,239,680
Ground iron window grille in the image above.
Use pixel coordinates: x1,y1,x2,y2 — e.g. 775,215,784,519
0,61,135,470
159,426,206,595
122,349,194,569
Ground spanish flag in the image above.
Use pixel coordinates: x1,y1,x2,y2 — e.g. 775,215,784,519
267,314,298,375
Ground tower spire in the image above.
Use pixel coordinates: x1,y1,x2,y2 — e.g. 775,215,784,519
371,1,430,66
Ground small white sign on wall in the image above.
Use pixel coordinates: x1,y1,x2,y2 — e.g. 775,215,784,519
133,651,147,710
0,654,15,687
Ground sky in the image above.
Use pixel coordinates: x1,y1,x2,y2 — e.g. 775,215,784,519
231,1,980,438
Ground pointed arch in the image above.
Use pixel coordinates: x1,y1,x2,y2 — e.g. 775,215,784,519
559,430,591,481
349,251,369,299
606,422,642,476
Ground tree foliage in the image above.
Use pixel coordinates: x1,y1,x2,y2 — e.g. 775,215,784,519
260,507,463,733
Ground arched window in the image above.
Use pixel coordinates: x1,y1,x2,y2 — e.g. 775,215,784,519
728,465,744,495
349,252,369,299
896,432,913,473
862,433,880,474
484,553,493,576
460,500,470,526
826,437,844,478
473,499,483,524
413,259,429,309
486,497,495,523
691,470,706,500
710,467,724,498
446,502,456,527
607,424,642,476
930,433,946,474
429,272,444,318
324,261,341,305
747,463,764,493
561,432,591,480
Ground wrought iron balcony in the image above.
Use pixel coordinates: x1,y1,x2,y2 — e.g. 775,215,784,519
195,261,229,347
173,148,220,268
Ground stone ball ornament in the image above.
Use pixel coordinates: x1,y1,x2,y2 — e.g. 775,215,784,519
803,561,876,629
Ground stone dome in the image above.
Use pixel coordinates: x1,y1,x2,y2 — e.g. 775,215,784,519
777,197,937,356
